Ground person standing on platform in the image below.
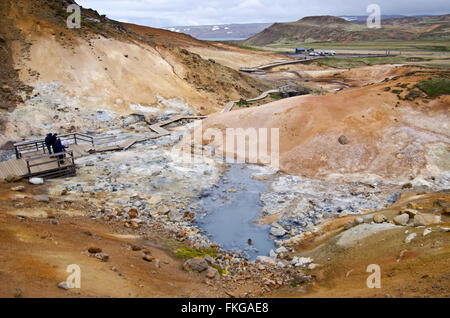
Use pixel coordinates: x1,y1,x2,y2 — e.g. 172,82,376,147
44,133,53,154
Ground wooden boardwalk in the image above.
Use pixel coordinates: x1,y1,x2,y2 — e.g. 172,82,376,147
221,89,280,113
0,151,76,180
1,115,207,180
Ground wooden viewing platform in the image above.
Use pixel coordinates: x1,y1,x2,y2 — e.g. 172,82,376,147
1,115,207,180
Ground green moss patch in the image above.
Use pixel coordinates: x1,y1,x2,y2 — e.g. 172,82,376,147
416,77,450,98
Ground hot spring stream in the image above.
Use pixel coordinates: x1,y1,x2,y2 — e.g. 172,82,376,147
196,164,276,260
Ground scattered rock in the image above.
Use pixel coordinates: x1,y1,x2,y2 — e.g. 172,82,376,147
276,246,288,254
95,252,109,262
373,214,387,223
155,259,160,268
204,254,216,265
402,183,413,189
205,266,219,279
183,257,208,272
168,210,183,222
128,208,138,219
414,213,441,227
34,195,50,203
269,249,277,258
29,177,44,185
129,244,142,251
158,205,170,215
338,135,348,145
10,186,24,191
393,213,409,226
423,228,432,236
57,282,70,290
404,233,417,244
256,256,276,266
292,257,313,267
142,251,154,262
402,209,418,217
131,221,140,228
270,223,287,237
87,245,102,254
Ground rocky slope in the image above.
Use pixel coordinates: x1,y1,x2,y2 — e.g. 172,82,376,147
0,0,276,147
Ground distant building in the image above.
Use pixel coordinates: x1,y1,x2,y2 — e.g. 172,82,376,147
295,48,306,54
307,48,314,52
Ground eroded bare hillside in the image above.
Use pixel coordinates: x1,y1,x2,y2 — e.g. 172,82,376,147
0,0,276,146
202,67,450,183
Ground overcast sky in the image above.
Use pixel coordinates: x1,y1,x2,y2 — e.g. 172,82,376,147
76,0,450,27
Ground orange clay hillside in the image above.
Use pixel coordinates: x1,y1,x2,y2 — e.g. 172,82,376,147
202,67,450,181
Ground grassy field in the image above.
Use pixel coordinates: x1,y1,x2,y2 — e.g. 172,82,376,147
246,40,450,52
230,39,450,69
309,56,413,68
416,77,450,97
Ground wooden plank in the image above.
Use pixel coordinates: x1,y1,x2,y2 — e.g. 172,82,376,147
0,158,28,179
149,125,170,135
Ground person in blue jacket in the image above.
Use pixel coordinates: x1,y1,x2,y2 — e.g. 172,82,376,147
50,133,58,155
56,138,65,163
44,133,53,154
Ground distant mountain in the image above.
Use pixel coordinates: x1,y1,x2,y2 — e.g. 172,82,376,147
164,23,273,40
242,14,450,46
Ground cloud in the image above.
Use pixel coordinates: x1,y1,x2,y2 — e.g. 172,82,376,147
76,0,450,27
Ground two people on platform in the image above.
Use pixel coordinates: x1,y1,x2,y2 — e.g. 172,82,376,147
44,133,66,163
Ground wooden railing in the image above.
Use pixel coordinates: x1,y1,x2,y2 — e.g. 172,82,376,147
59,132,95,146
13,132,97,159
25,150,76,179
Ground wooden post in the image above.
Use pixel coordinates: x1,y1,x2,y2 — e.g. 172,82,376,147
74,134,77,145
27,160,31,176
15,146,20,159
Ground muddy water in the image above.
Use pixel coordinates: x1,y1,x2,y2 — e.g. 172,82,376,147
196,164,275,260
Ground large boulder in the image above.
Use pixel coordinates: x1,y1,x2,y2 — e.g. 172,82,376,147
414,213,441,227
393,213,410,226
205,266,219,279
29,177,44,185
256,256,276,266
338,135,349,145
373,214,387,223
183,257,209,272
270,223,287,237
